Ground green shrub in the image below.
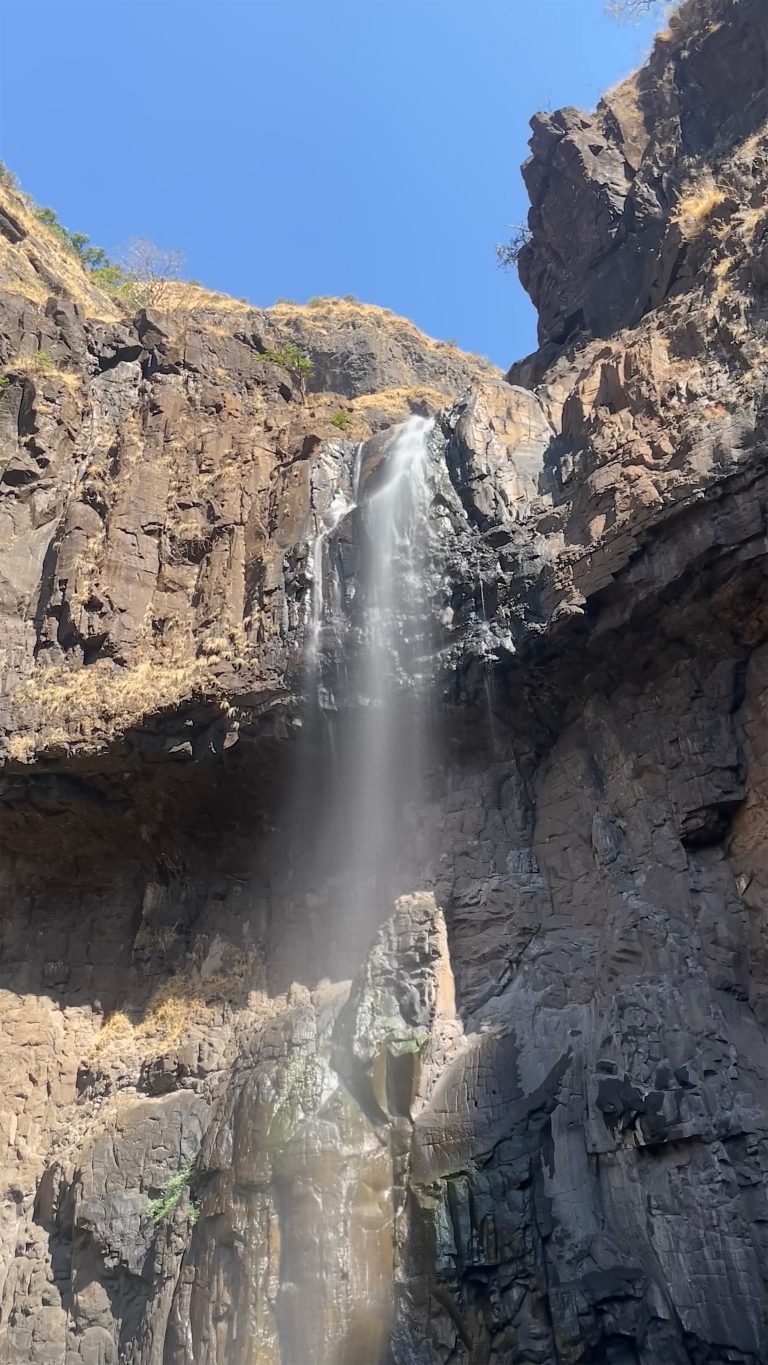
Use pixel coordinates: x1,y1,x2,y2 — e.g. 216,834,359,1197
259,343,314,381
330,409,352,431
147,1159,197,1227
34,350,54,372
343,293,358,303
34,206,59,227
70,233,109,269
34,205,70,246
0,374,10,389
91,264,129,295
34,206,119,280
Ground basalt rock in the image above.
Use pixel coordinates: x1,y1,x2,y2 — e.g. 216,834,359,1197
1,1,767,1363
513,0,768,366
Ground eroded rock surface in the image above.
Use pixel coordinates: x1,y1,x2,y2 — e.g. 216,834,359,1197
0,0,767,1362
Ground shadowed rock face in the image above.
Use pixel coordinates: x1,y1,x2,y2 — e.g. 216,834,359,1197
1,1,767,1362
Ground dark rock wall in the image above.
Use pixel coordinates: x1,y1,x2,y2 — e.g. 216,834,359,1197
514,0,768,363
0,0,767,1362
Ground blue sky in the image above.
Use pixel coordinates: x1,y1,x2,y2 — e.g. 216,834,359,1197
0,1,661,367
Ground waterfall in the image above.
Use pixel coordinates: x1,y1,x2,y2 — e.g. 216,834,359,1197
308,490,353,666
346,416,435,893
358,414,434,695
272,416,441,1362
306,415,437,936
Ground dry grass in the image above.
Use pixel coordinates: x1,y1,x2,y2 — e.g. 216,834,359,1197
0,276,48,305
734,129,766,164
160,280,252,314
14,657,214,755
712,256,734,299
350,384,454,422
270,298,502,374
116,278,500,377
90,947,261,1061
3,355,81,390
133,923,178,955
736,205,766,233
6,734,36,763
0,183,119,322
158,284,501,374
674,179,727,237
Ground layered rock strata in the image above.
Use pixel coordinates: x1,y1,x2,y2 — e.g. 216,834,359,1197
0,0,767,1362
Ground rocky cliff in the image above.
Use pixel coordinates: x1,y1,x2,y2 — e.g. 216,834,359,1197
1,0,767,1362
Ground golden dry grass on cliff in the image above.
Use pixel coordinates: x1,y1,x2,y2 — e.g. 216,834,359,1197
271,297,501,372
7,734,36,762
12,657,214,757
163,284,499,374
159,280,252,313
91,946,263,1061
712,256,734,299
2,354,82,391
0,184,120,321
674,179,727,237
350,384,453,421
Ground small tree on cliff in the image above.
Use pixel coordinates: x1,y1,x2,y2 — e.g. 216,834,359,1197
496,224,532,271
119,237,185,308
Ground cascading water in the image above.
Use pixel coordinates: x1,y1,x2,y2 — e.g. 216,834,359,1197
307,415,438,925
262,415,440,1365
344,415,436,899
308,490,354,666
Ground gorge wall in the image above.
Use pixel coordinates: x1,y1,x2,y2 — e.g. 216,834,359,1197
0,0,767,1361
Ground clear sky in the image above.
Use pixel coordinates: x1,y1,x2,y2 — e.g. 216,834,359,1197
0,0,661,368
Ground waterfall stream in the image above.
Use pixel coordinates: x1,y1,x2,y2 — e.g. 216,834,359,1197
305,414,437,940
265,415,441,1365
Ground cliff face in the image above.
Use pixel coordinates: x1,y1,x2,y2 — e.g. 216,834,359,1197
1,1,767,1363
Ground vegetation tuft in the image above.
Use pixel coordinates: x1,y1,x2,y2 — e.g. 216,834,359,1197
147,1159,198,1227
0,160,18,189
2,351,56,380
259,343,314,381
674,181,727,237
496,224,532,270
330,409,352,431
